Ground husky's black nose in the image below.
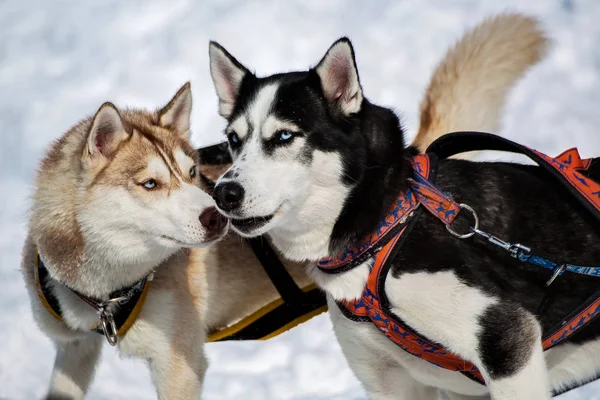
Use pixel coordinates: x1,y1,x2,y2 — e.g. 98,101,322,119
212,181,245,212
199,206,228,236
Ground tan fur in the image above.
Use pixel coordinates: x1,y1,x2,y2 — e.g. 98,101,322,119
22,83,220,399
29,105,199,293
134,249,208,398
23,12,549,399
199,163,231,183
412,13,549,153
31,117,88,285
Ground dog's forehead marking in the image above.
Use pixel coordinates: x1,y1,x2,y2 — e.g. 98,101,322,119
147,156,171,181
153,141,183,182
229,116,249,139
174,148,193,171
137,129,183,182
246,83,280,139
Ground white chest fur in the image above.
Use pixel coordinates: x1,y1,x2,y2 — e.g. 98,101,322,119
311,259,497,397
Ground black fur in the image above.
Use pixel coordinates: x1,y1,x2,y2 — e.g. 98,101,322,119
195,142,233,193
215,39,600,380
346,133,600,378
478,304,538,379
220,59,412,251
392,159,600,337
197,141,231,165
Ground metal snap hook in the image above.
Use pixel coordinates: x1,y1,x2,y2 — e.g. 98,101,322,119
100,311,119,346
446,203,479,239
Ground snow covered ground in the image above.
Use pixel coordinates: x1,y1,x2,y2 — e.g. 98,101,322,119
1,0,600,398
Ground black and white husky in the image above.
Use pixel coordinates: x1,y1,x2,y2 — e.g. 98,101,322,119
209,14,600,400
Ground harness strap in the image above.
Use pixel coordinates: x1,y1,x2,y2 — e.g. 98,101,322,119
207,238,328,342
207,283,327,342
542,290,600,350
338,154,485,382
35,255,63,322
409,169,461,226
361,232,484,381
337,136,600,389
426,131,600,223
317,157,426,273
423,133,600,352
518,253,600,278
424,132,600,280
421,134,600,349
37,241,326,345
247,237,306,304
35,252,150,345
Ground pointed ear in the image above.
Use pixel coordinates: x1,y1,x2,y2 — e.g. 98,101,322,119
158,82,193,138
209,41,249,118
315,38,363,116
85,103,128,163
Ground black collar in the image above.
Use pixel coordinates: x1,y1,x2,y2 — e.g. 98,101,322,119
36,253,151,346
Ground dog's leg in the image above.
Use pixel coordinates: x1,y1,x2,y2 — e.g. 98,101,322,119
484,346,548,400
328,298,437,400
482,341,549,400
117,265,209,399
148,344,208,400
477,306,550,400
46,335,103,400
120,318,208,399
388,272,551,400
134,306,208,399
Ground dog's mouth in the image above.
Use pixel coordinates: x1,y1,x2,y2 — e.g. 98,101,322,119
159,230,228,247
159,235,203,247
158,235,192,247
230,214,274,235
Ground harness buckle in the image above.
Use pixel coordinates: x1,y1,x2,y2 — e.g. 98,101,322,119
545,264,567,287
446,203,479,239
100,310,119,346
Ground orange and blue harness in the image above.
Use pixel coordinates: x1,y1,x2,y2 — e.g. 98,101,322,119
317,132,600,390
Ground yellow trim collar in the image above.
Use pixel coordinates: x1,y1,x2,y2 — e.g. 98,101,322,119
35,248,150,338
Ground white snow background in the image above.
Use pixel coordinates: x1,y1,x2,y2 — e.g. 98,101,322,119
1,0,599,399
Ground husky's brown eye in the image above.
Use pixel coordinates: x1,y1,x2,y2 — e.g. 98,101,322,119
142,179,157,190
189,165,196,178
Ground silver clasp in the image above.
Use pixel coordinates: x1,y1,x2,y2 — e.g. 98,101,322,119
470,228,531,259
100,309,119,346
471,228,511,250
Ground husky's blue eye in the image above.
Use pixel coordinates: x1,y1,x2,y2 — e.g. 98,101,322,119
189,165,196,178
277,130,294,142
142,179,157,190
228,132,240,145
